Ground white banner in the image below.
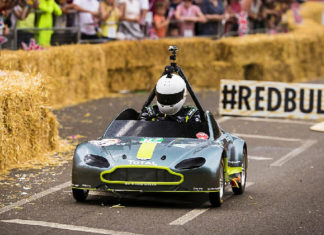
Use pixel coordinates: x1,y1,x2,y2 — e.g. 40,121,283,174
219,80,324,120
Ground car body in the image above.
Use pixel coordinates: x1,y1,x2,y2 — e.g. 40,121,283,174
72,108,248,207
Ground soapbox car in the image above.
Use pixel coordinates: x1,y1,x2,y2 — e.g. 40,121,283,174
72,46,248,207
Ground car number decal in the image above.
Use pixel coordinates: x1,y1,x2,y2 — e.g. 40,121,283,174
89,139,120,147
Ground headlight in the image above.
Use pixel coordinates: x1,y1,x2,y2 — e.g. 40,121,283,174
84,154,110,168
175,157,206,170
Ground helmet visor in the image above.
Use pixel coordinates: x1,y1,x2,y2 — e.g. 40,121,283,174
156,89,185,106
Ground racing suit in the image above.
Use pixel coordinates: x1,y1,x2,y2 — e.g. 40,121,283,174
140,105,201,123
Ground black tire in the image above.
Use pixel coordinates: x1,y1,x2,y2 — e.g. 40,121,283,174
209,159,225,207
72,188,89,202
232,148,247,195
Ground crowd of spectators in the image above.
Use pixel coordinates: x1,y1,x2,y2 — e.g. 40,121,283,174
0,0,299,48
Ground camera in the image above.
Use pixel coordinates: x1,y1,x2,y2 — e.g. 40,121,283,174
168,45,178,53
168,45,178,61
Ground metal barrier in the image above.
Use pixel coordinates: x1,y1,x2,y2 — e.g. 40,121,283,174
0,10,282,50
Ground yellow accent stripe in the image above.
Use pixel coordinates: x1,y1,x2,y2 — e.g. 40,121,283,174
227,166,242,175
100,165,184,186
136,143,157,160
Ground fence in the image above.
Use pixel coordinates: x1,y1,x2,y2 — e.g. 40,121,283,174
0,9,284,50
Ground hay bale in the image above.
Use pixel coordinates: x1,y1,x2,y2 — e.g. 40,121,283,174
0,70,59,172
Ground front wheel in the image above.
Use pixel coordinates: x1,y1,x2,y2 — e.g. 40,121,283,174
232,148,247,195
209,159,225,207
72,188,89,202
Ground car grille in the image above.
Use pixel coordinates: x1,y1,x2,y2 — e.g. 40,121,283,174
101,167,183,185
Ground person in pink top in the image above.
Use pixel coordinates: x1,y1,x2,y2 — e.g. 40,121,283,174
174,0,206,37
225,0,242,35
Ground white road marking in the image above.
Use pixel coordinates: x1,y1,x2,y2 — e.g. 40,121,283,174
169,209,208,226
249,156,273,161
169,182,255,226
227,116,316,125
1,219,141,235
233,133,301,142
0,181,71,215
270,140,318,167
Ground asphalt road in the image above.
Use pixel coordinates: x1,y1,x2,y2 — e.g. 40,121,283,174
1,91,324,235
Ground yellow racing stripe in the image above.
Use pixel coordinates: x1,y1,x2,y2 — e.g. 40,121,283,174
136,143,157,160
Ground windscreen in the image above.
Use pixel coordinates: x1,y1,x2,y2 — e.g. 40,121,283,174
104,120,209,139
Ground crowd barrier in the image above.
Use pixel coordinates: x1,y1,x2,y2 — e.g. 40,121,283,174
0,2,323,172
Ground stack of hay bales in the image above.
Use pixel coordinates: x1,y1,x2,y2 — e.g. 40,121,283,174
101,38,215,92
212,2,324,83
0,70,59,171
0,45,108,107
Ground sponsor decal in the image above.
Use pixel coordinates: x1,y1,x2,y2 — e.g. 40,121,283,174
220,80,324,120
89,139,120,147
125,182,157,186
215,140,224,147
207,187,219,191
196,132,209,140
193,187,204,191
173,144,194,148
128,160,158,166
140,137,164,143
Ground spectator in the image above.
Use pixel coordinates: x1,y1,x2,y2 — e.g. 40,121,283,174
170,0,181,11
248,0,263,32
52,0,76,45
36,0,62,46
153,2,170,38
0,0,16,12
139,0,149,24
262,0,281,33
54,0,70,27
139,0,149,36
118,0,143,40
10,0,39,48
197,0,225,36
73,0,100,41
0,8,10,36
167,0,179,37
175,0,206,37
225,0,242,35
99,0,120,40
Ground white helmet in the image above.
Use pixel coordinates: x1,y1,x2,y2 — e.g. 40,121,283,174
156,74,187,115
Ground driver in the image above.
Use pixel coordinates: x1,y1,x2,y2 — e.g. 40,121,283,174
141,74,201,123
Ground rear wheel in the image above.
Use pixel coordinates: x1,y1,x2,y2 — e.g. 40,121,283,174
72,188,89,202
232,148,247,195
209,159,225,207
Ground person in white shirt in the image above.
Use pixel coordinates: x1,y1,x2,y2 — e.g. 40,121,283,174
139,0,148,24
73,0,100,40
117,0,143,39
